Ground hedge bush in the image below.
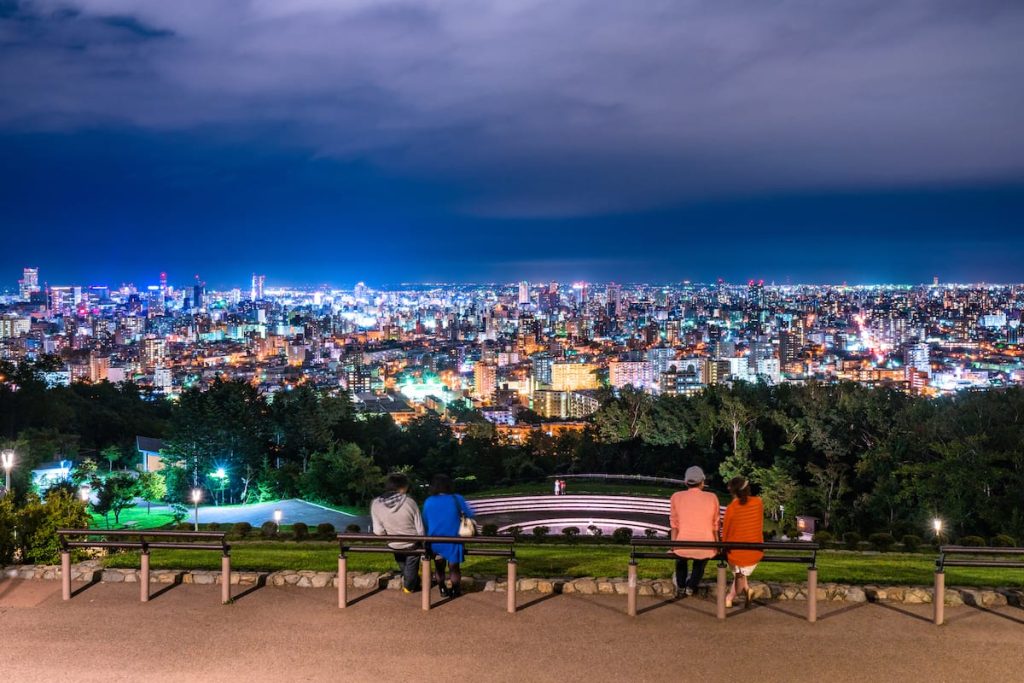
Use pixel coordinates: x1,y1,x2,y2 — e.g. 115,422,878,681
842,532,861,550
205,522,221,532
562,526,580,540
292,522,309,541
232,522,252,538
644,528,658,539
481,523,499,536
901,534,921,552
532,526,549,539
990,534,1017,548
812,530,833,544
869,532,895,552
317,523,336,539
507,526,523,540
959,535,986,547
345,523,361,533
612,527,633,544
261,521,278,538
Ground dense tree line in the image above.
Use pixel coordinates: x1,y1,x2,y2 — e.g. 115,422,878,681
2,358,1022,540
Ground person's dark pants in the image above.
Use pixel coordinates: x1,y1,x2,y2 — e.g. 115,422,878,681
393,552,420,591
674,558,708,593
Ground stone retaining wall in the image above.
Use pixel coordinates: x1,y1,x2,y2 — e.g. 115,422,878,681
3,562,1021,607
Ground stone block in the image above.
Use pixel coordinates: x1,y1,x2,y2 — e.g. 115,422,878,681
192,572,215,585
845,586,867,603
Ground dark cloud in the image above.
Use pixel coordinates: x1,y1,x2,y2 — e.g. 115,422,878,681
1,0,1022,218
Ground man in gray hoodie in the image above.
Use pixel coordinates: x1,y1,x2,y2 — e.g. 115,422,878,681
370,473,425,593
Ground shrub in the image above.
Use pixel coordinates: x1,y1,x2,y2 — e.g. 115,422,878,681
842,532,861,550
990,534,1017,548
587,525,603,538
292,522,309,541
508,525,523,540
901,534,922,552
532,525,550,540
17,489,91,565
481,523,499,536
612,527,633,544
644,528,658,539
205,522,221,532
261,521,278,538
869,532,895,552
317,523,336,539
562,526,580,540
959,535,986,547
344,523,361,533
169,503,188,525
176,522,193,531
232,522,253,538
812,530,833,544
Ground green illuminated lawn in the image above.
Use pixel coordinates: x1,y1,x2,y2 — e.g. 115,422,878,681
102,543,1024,588
89,507,177,530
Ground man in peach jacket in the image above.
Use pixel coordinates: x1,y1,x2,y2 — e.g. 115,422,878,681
669,466,720,596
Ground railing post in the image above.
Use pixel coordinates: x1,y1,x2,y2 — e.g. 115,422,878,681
507,558,517,614
221,553,231,604
627,561,638,617
421,555,431,611
716,561,727,620
61,550,71,601
934,571,945,626
807,566,817,623
140,552,150,603
338,554,348,608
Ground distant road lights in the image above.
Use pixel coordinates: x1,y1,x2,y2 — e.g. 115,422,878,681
1,449,14,491
273,509,283,532
192,488,203,531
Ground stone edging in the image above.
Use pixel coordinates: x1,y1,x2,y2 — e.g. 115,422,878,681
3,562,1020,607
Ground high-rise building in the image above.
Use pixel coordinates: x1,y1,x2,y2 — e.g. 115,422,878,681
141,337,166,370
251,274,265,301
518,281,530,306
904,342,930,376
608,360,652,390
19,267,40,300
474,362,497,402
550,361,600,391
606,284,622,318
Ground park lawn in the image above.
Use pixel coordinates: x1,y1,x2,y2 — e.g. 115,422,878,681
101,543,1024,588
89,507,177,530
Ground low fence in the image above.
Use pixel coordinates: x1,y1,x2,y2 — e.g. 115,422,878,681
57,529,231,604
336,534,516,612
628,539,820,621
933,545,1024,625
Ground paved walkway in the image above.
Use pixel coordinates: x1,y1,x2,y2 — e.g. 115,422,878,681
186,498,369,530
2,578,1022,682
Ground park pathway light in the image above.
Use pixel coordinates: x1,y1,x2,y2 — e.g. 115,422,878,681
2,449,13,491
192,488,202,531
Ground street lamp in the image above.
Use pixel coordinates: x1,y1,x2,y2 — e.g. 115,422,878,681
192,488,202,531
210,467,228,506
1,449,14,492
932,518,943,537
273,509,282,532
79,486,90,503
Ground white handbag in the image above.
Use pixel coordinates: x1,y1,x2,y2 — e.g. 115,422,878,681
454,496,476,537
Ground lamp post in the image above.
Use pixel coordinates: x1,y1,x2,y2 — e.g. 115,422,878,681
1,449,14,492
273,509,282,533
933,518,943,539
79,486,90,504
192,488,202,531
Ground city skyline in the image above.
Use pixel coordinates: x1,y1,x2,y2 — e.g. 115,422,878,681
2,3,1023,284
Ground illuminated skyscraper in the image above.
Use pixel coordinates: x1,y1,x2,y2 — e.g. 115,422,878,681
474,362,497,402
518,281,530,305
251,273,265,301
606,284,621,317
19,267,40,300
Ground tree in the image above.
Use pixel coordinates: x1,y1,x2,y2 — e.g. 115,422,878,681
101,445,122,471
300,443,383,507
137,471,166,514
753,461,798,522
92,473,140,527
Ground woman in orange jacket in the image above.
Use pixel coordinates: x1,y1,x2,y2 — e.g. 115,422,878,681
722,476,764,608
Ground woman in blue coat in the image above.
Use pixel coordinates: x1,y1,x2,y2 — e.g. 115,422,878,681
422,474,475,597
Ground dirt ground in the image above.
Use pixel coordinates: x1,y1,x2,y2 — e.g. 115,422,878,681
2,578,1021,682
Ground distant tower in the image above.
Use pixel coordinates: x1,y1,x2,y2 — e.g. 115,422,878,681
19,267,40,300
251,273,265,301
518,281,530,306
933,275,939,287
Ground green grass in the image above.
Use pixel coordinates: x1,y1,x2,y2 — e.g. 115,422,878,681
89,507,177,530
101,543,1024,588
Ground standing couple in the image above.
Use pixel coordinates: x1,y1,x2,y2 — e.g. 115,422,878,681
669,466,764,608
369,472,474,597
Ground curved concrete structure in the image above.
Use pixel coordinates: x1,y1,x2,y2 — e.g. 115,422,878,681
468,495,674,535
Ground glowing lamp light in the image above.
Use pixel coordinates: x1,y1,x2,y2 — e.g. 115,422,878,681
1,450,13,470
932,519,943,534
191,488,202,504
273,509,283,524
79,487,90,503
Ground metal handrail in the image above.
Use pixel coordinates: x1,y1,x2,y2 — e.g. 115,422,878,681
56,528,232,605
933,545,1024,626
335,533,518,613
626,538,820,622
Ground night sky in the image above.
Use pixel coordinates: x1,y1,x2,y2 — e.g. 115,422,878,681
1,1,1022,288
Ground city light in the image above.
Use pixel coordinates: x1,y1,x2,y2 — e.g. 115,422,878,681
1,449,13,491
